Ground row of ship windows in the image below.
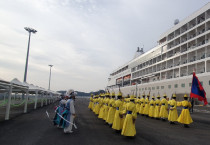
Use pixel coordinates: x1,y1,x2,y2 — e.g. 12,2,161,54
165,9,210,42
132,59,209,80
167,21,210,49
132,42,210,73
132,23,210,73
110,66,128,76
139,81,208,91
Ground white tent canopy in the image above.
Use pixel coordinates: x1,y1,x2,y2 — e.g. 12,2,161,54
0,78,60,95
0,79,11,93
11,78,28,87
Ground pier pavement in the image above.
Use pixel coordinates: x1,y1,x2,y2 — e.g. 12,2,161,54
0,98,210,145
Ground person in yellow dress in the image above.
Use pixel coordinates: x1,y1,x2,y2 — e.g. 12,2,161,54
92,95,96,112
121,95,137,137
88,94,93,110
98,94,105,119
112,92,124,131
143,94,150,117
159,94,168,121
94,95,100,116
154,94,161,119
103,93,110,121
139,94,145,115
135,94,141,114
149,95,155,118
121,96,128,129
177,94,193,128
168,94,178,124
106,92,116,126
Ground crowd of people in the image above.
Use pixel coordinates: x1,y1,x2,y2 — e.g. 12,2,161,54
88,92,193,137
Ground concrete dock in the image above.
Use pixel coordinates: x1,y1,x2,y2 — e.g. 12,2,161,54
0,98,210,145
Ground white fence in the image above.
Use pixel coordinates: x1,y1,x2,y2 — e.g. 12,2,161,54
0,78,59,121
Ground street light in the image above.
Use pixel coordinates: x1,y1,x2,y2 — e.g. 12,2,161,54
23,27,37,82
48,65,53,90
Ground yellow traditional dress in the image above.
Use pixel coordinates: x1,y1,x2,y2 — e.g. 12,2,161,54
94,97,100,115
143,97,150,115
177,100,193,124
159,97,168,119
121,99,137,137
106,98,116,124
135,97,141,113
98,98,105,119
139,97,145,114
112,99,123,130
103,97,109,121
168,98,178,122
120,99,127,129
149,97,155,117
88,96,93,110
92,97,96,113
154,97,161,118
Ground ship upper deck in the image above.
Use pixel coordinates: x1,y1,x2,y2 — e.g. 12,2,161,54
108,3,210,88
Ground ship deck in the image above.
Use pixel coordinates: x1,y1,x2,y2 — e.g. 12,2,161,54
0,98,210,145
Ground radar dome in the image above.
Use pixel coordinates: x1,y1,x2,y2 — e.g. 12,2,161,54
174,19,179,25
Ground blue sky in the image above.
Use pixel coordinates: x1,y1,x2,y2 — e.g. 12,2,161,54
0,0,209,92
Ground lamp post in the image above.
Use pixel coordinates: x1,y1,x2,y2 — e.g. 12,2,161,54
23,27,37,82
48,65,53,90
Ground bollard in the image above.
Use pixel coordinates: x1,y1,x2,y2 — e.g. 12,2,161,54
5,85,13,120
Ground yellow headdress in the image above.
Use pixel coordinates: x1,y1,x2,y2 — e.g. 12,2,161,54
106,92,110,96
130,95,135,100
117,91,122,96
184,94,188,98
111,92,115,97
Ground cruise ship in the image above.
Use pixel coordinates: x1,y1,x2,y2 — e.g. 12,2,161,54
107,3,210,102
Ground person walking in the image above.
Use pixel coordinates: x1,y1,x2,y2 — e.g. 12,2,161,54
177,94,193,128
168,94,178,124
112,92,123,131
63,89,76,134
154,95,161,119
121,95,137,137
159,94,168,121
149,95,155,118
139,94,145,115
54,95,66,128
143,94,150,117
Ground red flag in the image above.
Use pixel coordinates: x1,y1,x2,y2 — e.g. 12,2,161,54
190,72,208,105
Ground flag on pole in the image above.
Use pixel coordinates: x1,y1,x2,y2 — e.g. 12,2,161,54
190,72,208,105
